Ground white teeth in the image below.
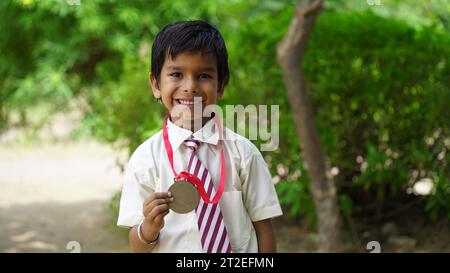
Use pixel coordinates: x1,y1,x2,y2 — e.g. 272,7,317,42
177,99,201,105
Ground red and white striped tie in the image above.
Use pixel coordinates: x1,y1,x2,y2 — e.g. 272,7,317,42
184,138,232,253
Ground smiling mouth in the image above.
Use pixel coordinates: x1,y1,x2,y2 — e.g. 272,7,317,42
175,99,205,105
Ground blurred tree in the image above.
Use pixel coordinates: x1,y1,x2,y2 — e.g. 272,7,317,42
277,0,342,252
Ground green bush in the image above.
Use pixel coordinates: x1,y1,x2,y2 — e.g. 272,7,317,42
221,8,450,225
200,10,445,225
304,11,450,222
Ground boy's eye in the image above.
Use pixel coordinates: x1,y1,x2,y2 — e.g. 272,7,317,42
169,72,182,78
199,73,211,79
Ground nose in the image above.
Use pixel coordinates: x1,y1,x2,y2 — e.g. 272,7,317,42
182,76,197,94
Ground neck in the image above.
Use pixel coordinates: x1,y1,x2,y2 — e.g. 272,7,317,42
171,116,212,132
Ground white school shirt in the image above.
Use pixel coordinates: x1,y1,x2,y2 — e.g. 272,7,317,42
117,117,282,253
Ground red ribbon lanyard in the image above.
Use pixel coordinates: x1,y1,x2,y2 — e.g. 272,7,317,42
162,115,226,204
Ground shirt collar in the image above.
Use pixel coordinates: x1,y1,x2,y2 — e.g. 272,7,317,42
166,117,219,151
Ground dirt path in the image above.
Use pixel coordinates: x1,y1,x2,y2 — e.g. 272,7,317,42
0,141,130,252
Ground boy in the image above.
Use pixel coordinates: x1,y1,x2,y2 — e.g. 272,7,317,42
117,20,282,253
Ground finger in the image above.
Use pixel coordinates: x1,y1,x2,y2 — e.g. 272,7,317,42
153,192,172,199
147,204,170,222
143,198,171,216
161,209,170,218
153,210,170,226
144,192,172,206
148,198,173,209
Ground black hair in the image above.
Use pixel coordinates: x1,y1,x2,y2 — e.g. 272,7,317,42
151,20,229,87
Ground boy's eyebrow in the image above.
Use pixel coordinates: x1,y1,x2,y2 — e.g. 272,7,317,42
166,65,216,72
199,66,216,72
167,65,183,70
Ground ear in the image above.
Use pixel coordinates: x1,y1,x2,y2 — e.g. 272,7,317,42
149,72,161,99
217,76,228,99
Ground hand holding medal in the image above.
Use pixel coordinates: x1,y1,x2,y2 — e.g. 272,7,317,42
140,191,173,243
163,114,226,214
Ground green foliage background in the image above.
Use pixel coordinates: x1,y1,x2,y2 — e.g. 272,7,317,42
1,0,449,228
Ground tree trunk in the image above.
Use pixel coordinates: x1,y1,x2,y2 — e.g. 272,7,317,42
276,0,343,252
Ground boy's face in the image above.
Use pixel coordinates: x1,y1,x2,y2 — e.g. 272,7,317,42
150,52,225,129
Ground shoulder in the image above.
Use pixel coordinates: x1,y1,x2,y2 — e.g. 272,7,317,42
223,127,262,162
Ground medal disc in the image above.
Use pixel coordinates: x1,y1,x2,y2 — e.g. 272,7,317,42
168,179,200,214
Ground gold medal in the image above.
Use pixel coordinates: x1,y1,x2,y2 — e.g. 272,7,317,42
168,179,200,214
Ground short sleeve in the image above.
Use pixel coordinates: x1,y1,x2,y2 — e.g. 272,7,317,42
240,146,283,222
117,145,156,228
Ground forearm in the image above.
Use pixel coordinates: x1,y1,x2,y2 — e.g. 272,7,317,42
129,225,159,253
253,218,277,253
